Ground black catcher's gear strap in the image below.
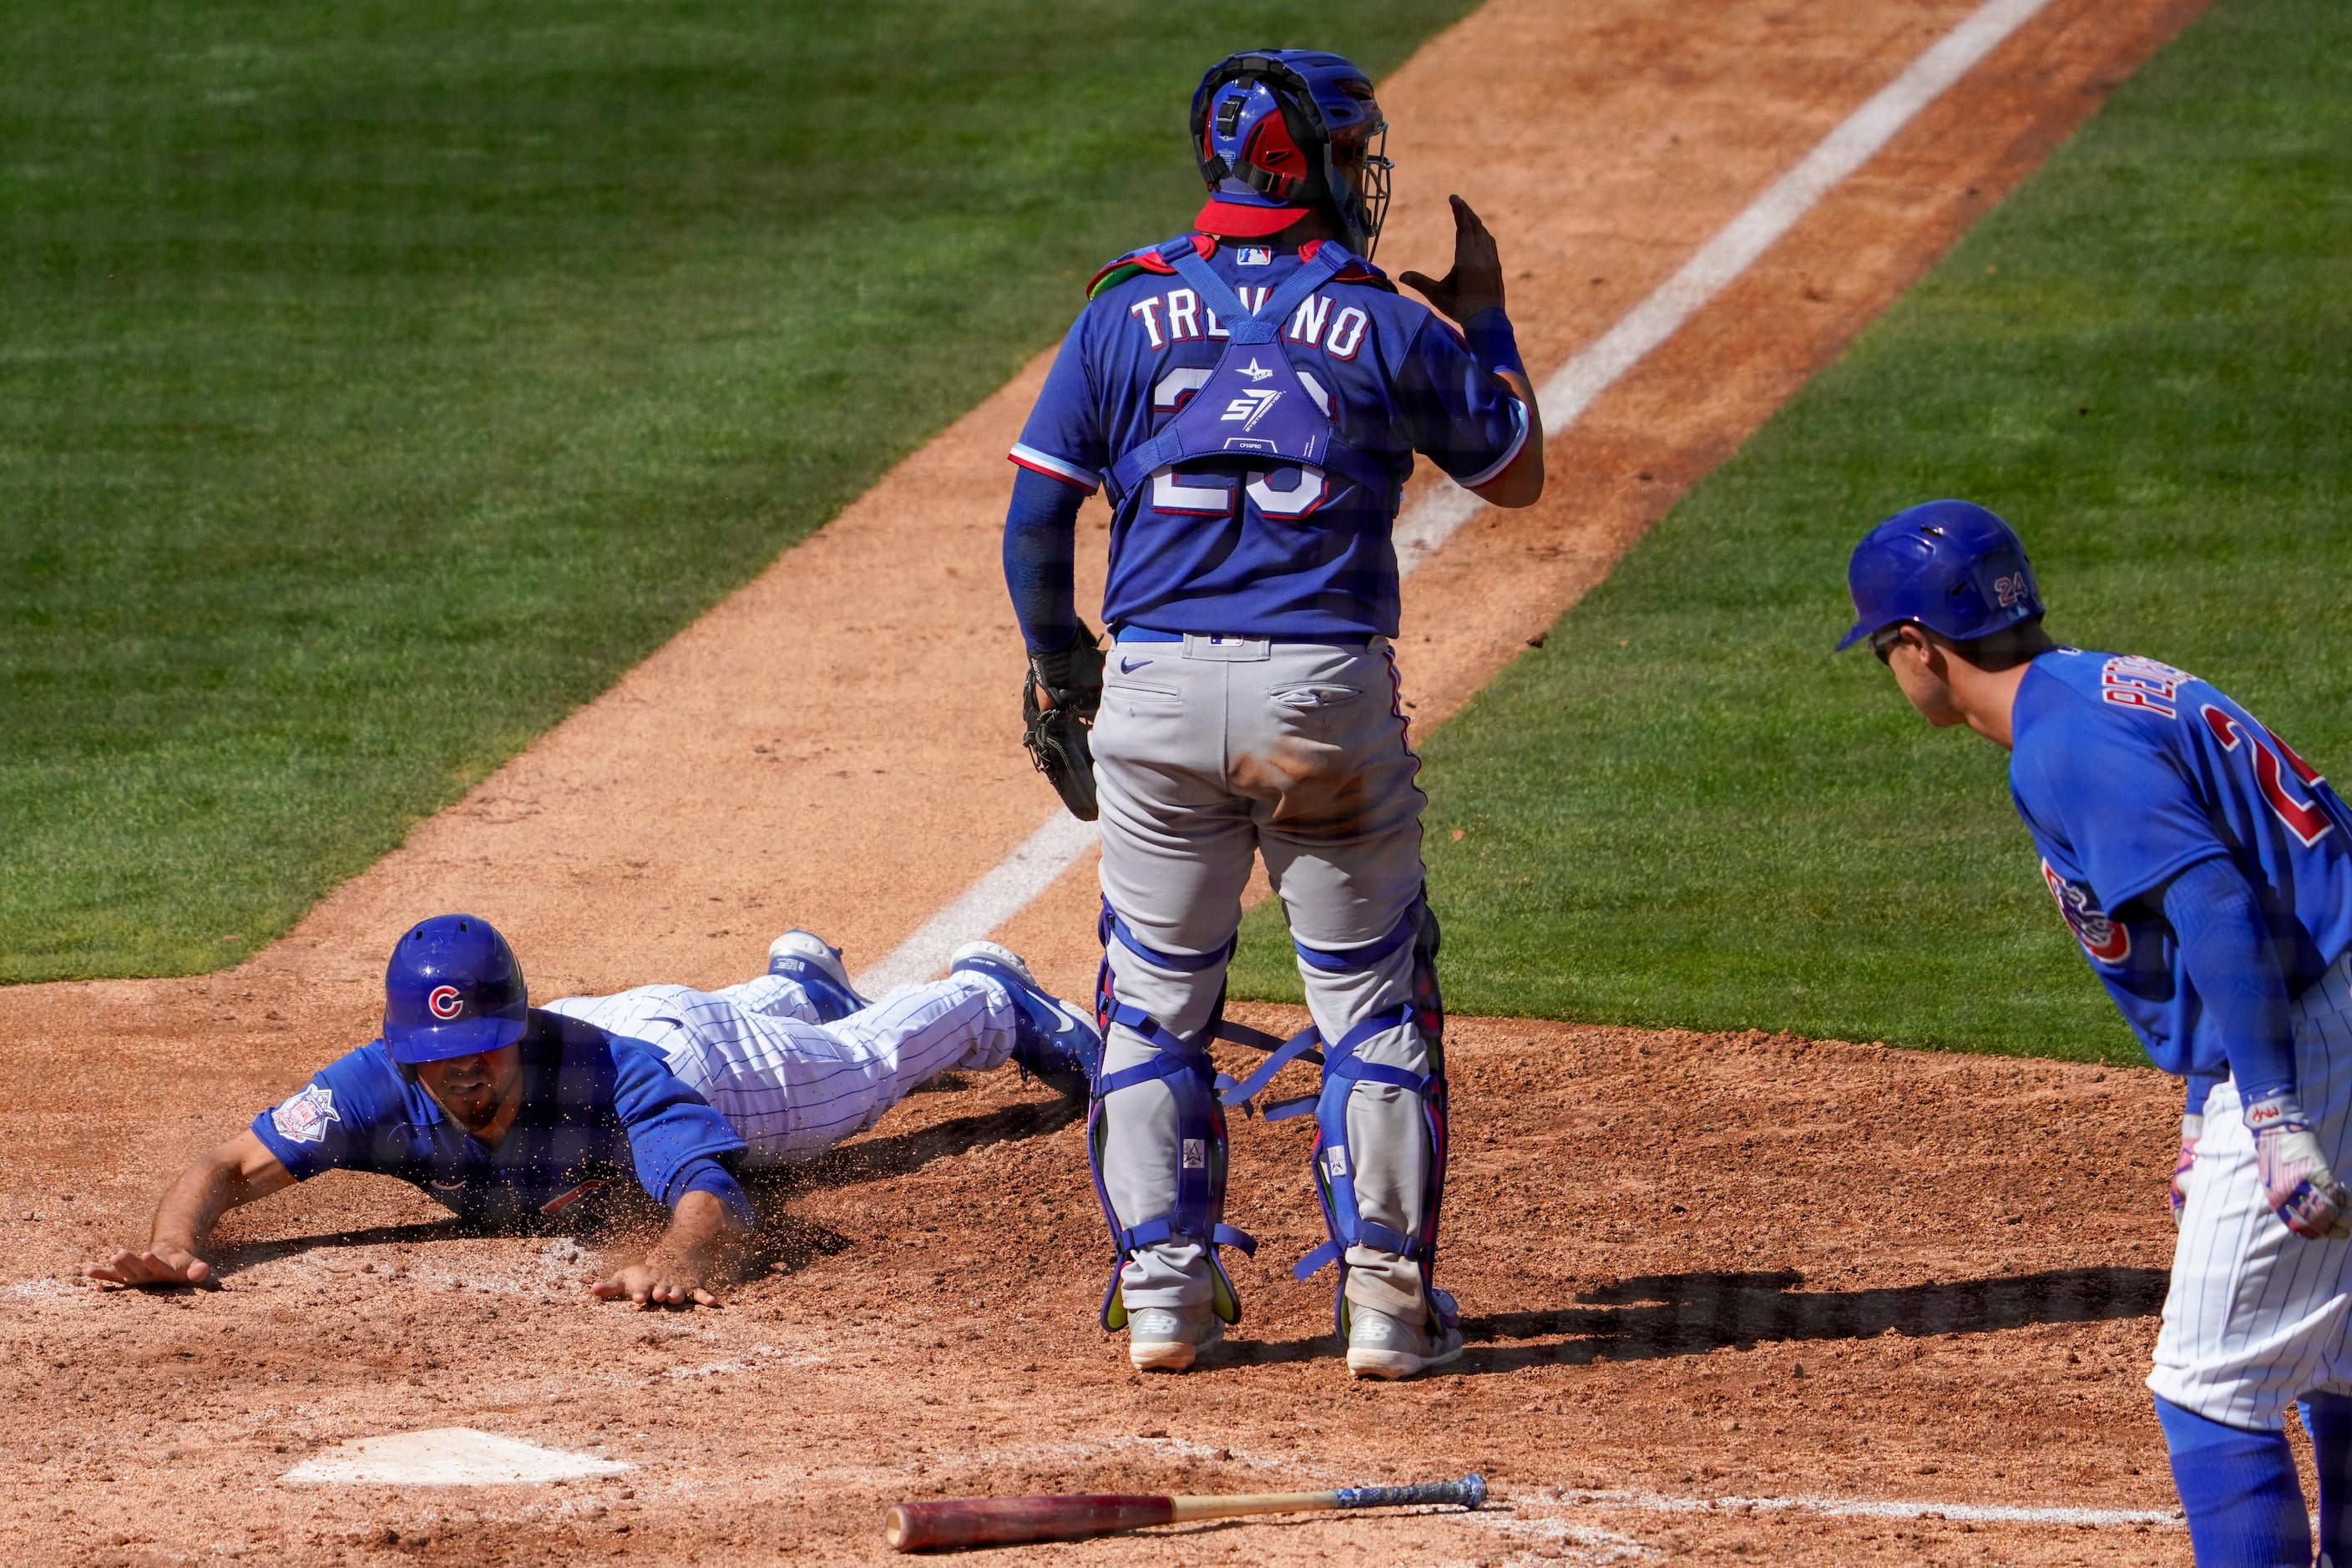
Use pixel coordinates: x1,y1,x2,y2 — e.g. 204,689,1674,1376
1023,623,1105,821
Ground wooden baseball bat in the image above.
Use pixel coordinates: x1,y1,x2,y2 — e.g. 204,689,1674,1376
883,1472,1485,1551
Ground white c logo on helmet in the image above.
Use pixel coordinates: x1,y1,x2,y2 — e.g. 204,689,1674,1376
427,984,463,1020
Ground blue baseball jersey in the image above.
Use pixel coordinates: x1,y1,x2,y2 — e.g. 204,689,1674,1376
1009,235,1527,640
250,1009,751,1228
2009,650,2352,1078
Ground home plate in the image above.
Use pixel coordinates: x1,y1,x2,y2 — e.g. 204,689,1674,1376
282,1428,629,1485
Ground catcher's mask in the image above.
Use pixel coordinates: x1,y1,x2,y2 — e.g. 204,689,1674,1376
1190,50,1391,259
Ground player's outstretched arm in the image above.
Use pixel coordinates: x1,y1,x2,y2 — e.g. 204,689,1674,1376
587,1187,749,1310
86,1130,294,1287
1399,195,1545,508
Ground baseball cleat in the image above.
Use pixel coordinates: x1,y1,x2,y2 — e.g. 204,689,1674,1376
947,941,1101,1099
1124,1304,1224,1373
1345,1304,1464,1380
767,929,869,1023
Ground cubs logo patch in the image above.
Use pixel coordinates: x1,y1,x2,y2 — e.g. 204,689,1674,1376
427,984,463,1019
270,1084,341,1146
1236,245,1272,266
2042,862,2131,965
539,1180,611,1216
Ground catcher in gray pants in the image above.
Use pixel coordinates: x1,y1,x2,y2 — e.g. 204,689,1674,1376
1001,50,1542,1377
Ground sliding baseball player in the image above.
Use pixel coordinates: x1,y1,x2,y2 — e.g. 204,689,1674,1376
89,913,1097,1307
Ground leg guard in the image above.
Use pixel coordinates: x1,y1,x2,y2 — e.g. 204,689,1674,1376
1087,900,1257,1332
1262,893,1453,1338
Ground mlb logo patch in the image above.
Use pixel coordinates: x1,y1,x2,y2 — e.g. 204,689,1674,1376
1181,1138,1206,1170
270,1084,341,1146
1236,246,1273,266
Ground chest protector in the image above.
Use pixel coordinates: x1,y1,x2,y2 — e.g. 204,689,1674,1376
1105,239,1393,520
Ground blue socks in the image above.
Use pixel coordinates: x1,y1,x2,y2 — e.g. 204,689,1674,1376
2157,1395,2311,1566
2303,1393,2352,1567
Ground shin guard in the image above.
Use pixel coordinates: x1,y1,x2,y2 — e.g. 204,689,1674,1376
1087,901,1256,1332
1271,893,1454,1336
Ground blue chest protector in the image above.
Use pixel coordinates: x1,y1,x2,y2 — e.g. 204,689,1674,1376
1101,239,1394,519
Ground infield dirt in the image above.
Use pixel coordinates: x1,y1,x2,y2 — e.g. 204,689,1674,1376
2,0,2213,1561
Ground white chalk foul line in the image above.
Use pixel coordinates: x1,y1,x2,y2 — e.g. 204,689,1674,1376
858,0,2055,984
1545,1487,2182,1530
854,811,1097,992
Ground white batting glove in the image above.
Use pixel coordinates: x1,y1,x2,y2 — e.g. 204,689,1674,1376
2245,1094,2352,1241
2169,1113,2203,1228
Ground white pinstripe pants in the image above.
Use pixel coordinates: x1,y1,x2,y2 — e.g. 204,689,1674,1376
544,973,1019,1168
2150,949,2352,1429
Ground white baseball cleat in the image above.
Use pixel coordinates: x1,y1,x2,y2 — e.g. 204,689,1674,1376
946,941,1101,1098
1345,1304,1463,1380
766,929,868,1022
1125,1304,1224,1373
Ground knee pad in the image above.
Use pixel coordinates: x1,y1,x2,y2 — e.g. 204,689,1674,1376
1236,890,1454,1336
1086,900,1256,1331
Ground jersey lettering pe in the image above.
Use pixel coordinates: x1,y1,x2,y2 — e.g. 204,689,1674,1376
250,1009,749,1227
1010,235,1527,640
2009,650,2352,1077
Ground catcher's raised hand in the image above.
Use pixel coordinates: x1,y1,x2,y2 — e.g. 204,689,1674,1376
1399,195,1507,324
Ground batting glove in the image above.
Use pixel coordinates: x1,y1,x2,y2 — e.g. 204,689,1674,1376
2170,1113,2203,1228
2245,1093,2352,1241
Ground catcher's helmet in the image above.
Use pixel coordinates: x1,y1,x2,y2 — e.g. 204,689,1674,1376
1836,500,2046,651
382,913,529,1065
1191,50,1391,257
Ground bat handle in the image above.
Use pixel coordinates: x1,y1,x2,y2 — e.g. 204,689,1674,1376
1333,1473,1488,1511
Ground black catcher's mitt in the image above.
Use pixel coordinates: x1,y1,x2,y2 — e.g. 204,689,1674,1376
1022,623,1106,821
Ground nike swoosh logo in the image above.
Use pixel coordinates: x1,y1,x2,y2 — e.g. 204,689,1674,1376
1119,656,1151,674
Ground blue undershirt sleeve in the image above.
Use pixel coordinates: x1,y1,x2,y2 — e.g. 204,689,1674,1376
670,1158,755,1230
2162,857,2296,1105
1002,463,1085,652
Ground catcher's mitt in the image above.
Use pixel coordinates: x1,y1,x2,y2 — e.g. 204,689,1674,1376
1022,623,1106,821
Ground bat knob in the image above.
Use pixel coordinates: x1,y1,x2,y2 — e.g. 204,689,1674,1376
1463,1474,1489,1510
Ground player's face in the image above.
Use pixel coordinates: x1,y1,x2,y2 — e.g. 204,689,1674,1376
413,1044,524,1136
1878,625,1965,727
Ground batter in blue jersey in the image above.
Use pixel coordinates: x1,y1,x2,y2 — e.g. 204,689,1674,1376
1003,50,1544,1382
1843,500,2352,1568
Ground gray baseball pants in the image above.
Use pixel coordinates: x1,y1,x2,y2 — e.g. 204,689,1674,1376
1091,632,1438,1325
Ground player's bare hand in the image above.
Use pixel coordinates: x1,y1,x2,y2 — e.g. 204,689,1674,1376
87,1246,215,1288
587,1260,720,1310
1399,195,1507,323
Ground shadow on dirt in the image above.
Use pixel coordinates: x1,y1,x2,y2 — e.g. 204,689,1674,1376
1455,1267,2171,1372
1219,1267,2170,1374
766,1094,1084,1196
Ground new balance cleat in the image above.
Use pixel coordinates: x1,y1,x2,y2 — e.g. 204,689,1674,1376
1124,1304,1224,1373
947,940,1101,1098
1345,1304,1464,1380
766,929,869,1023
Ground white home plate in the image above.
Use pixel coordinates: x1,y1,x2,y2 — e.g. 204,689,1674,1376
282,1428,628,1485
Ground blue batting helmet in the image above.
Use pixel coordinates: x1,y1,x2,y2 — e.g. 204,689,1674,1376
1191,51,1392,257
1835,500,2046,651
382,913,529,1065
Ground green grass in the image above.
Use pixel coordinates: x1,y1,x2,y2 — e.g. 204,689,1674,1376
1232,0,2352,1063
0,1,1478,982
